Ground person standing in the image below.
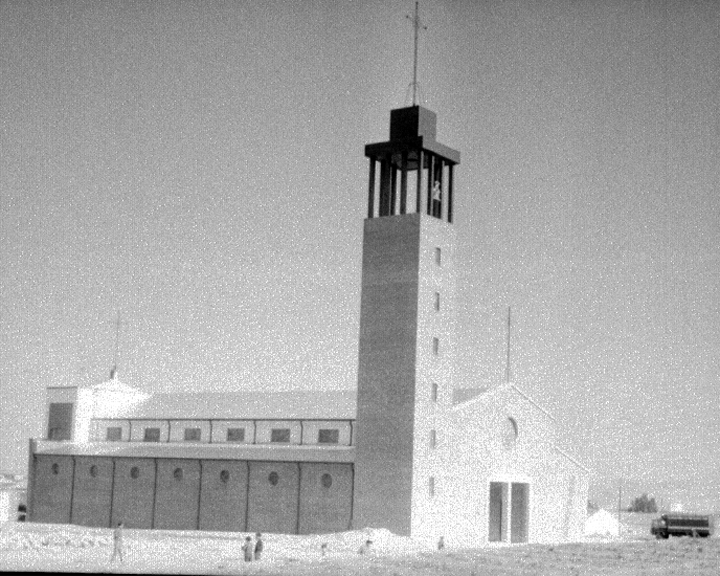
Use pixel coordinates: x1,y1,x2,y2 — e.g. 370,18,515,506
110,521,124,563
242,535,253,562
254,533,263,560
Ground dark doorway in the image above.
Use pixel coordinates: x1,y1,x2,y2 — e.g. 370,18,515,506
489,481,530,543
511,483,529,543
488,482,505,542
47,403,74,440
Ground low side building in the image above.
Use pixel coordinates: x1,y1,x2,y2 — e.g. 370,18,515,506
30,384,356,534
0,475,25,523
28,374,586,544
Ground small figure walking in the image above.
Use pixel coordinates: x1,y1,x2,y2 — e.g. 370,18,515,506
437,535,445,551
254,532,263,561
242,535,253,562
320,542,328,558
111,521,124,563
358,539,373,555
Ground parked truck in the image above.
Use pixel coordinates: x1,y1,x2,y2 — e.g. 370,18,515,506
650,513,712,538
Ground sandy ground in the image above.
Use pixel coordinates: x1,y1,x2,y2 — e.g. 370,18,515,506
1,514,717,575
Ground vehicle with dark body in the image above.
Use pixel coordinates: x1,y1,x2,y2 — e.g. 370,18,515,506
650,513,712,538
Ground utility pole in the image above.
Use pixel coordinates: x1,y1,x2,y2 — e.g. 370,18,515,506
111,311,121,379
617,479,623,538
506,306,512,384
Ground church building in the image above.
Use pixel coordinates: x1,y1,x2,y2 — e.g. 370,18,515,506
27,105,588,546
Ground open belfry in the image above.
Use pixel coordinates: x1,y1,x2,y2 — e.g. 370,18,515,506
28,102,588,544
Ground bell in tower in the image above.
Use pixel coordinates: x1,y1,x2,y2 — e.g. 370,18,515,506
364,105,460,222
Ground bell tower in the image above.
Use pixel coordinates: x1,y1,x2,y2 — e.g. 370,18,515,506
353,105,460,537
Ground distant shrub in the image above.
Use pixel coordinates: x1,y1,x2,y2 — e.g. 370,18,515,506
627,493,658,513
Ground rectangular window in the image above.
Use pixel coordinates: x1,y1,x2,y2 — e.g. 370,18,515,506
435,247,441,266
270,428,291,443
106,427,122,442
143,427,161,442
432,337,439,355
317,429,340,444
226,428,246,442
429,476,435,498
184,428,201,441
434,292,440,311
431,382,438,402
430,429,437,449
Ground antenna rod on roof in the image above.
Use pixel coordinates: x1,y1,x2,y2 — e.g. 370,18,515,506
112,311,121,379
505,306,511,384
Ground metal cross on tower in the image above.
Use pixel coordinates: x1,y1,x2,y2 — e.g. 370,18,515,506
406,1,427,106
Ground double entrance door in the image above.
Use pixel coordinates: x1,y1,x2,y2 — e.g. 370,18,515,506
488,481,529,543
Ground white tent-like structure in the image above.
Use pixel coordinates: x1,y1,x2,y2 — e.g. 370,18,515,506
585,509,621,538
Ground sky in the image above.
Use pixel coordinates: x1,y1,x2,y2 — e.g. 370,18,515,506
1,0,719,511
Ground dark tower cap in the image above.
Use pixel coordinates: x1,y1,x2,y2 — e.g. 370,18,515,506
390,106,437,141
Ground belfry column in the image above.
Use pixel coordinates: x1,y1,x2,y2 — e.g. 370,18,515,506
353,105,460,537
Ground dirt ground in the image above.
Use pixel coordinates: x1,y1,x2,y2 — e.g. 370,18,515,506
1,513,717,575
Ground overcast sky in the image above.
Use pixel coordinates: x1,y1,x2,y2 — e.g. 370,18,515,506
1,0,719,510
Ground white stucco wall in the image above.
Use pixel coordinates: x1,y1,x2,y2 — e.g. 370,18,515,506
301,421,352,446
210,421,256,444
0,490,10,522
91,420,132,442
410,214,457,544
73,388,95,443
254,421,302,444
439,383,587,547
129,420,170,443
168,420,212,443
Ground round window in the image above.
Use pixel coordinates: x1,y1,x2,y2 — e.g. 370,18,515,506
51,463,60,475
502,417,518,449
130,466,140,479
220,470,230,483
174,467,183,481
89,465,98,478
268,471,279,486
321,473,333,489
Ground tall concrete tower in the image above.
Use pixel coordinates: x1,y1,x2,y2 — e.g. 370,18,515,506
353,106,460,537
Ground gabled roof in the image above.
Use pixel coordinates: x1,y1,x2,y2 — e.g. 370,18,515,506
452,381,555,422
85,379,151,404
87,378,148,396
451,386,489,404
92,389,357,421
